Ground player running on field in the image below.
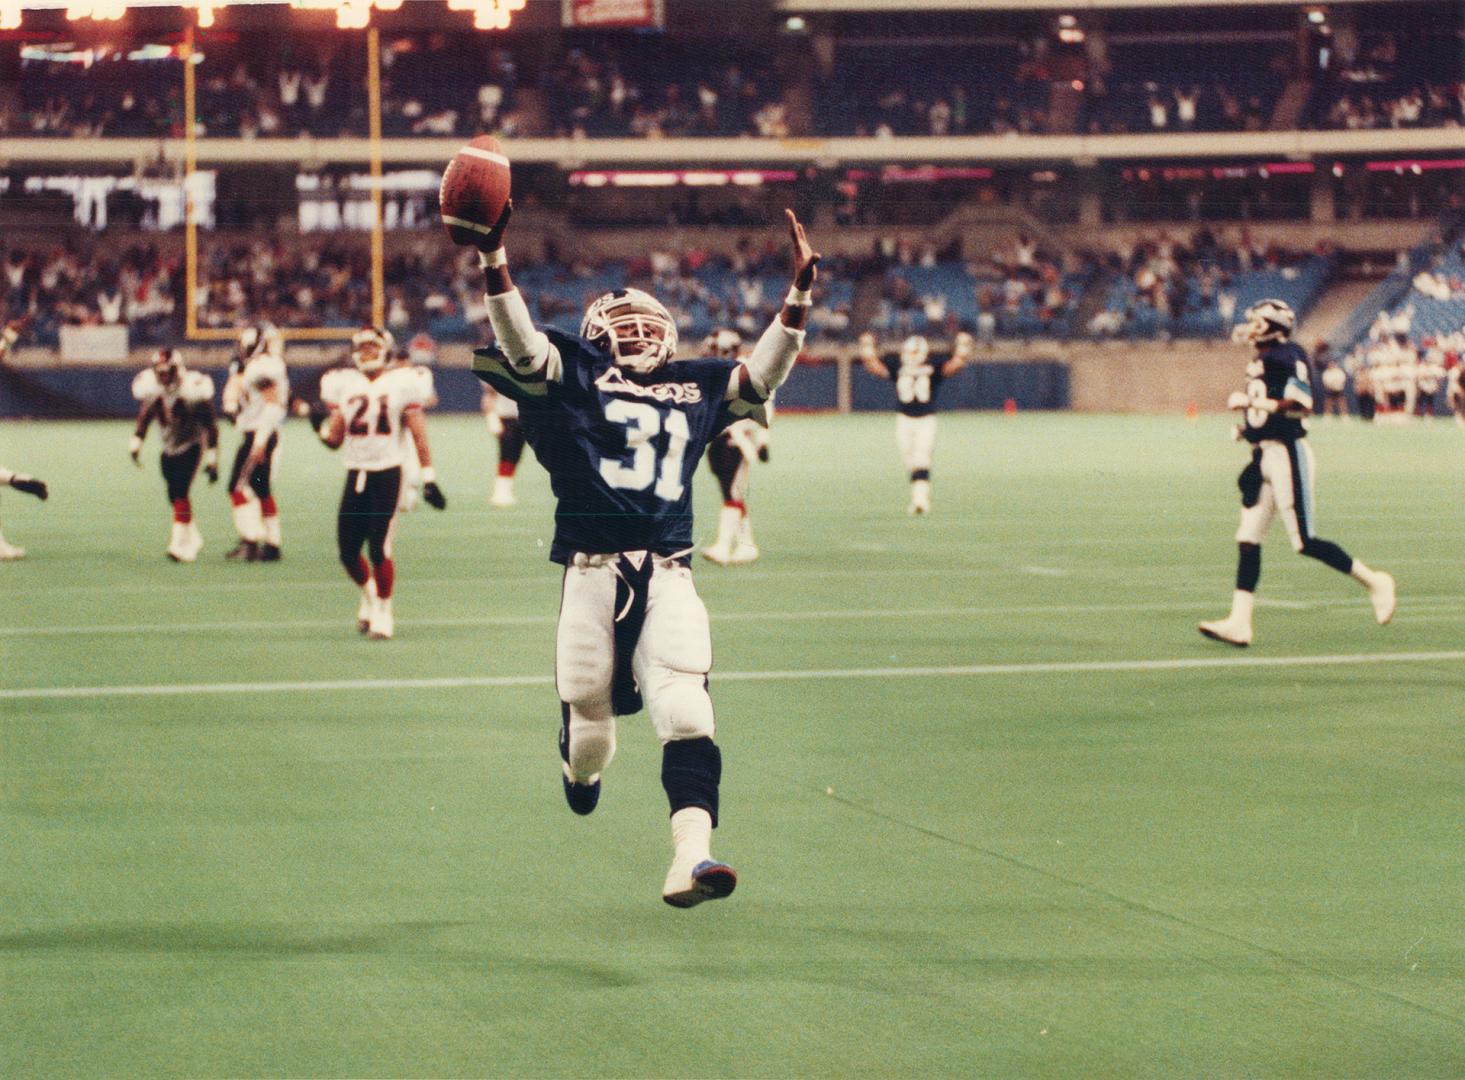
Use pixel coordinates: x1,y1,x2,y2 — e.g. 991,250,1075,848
468,202,818,908
130,347,219,563
1199,299,1396,647
481,384,525,508
318,327,446,641
701,328,773,565
859,330,973,515
223,323,290,562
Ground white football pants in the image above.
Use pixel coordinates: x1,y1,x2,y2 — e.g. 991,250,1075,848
1236,439,1316,553
556,554,715,780
896,414,937,473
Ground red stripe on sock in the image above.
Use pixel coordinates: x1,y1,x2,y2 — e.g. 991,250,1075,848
172,499,192,524
230,490,248,507
373,558,395,599
497,461,517,478
260,496,278,517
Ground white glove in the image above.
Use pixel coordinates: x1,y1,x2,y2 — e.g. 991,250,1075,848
128,434,143,464
1227,392,1250,411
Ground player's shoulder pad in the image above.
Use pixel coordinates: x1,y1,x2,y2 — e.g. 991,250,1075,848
248,353,288,384
180,370,214,403
131,368,160,401
319,366,355,404
544,325,606,364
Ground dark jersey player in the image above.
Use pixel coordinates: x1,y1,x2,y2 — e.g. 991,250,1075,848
466,201,819,909
859,331,972,514
1198,299,1396,647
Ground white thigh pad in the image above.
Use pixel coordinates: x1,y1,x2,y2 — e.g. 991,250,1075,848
634,564,715,743
555,565,617,708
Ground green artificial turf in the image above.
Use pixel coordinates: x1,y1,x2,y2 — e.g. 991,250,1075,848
2,412,1462,1078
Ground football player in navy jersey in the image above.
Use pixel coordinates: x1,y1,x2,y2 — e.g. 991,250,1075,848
859,331,973,514
1199,300,1396,647
466,201,818,908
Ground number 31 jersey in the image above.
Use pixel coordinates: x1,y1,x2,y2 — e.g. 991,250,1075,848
475,327,755,564
320,366,431,471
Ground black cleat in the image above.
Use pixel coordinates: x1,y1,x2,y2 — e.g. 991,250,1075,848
258,544,282,562
562,770,601,815
225,540,258,562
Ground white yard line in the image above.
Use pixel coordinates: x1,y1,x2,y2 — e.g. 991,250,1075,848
4,650,1462,702
6,596,1454,638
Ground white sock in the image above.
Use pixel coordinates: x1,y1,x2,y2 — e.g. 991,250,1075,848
170,521,186,550
263,513,281,547
1229,589,1255,625
232,500,264,542
715,504,741,548
670,807,713,867
912,479,931,502
736,511,754,547
1348,559,1377,588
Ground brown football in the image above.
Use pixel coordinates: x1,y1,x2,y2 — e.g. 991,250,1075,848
439,135,511,246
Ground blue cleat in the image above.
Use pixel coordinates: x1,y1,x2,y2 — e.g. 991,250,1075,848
662,859,738,908
561,765,601,816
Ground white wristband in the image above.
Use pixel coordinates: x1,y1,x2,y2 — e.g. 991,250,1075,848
478,247,507,269
785,286,812,307
421,466,437,484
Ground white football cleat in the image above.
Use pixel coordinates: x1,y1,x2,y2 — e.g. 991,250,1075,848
701,542,734,566
727,541,760,565
0,539,25,561
357,579,378,635
368,595,394,640
662,857,737,909
1197,617,1252,647
489,477,517,508
1369,571,1397,625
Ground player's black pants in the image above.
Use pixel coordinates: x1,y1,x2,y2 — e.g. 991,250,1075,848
338,467,401,568
161,445,202,502
228,430,279,497
705,432,747,503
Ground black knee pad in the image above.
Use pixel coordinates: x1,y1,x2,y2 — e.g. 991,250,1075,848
911,468,931,482
1237,454,1263,508
661,736,721,828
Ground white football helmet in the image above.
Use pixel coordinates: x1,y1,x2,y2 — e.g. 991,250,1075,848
151,346,183,387
581,288,678,374
351,326,395,373
703,328,743,359
238,322,283,362
1232,299,1295,346
900,335,931,367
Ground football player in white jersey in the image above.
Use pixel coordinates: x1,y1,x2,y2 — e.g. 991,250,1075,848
129,347,219,562
481,385,524,508
859,331,973,514
700,329,772,565
318,327,445,640
223,323,290,562
386,345,439,512
1448,364,1464,426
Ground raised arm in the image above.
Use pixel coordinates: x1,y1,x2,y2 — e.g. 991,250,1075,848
466,201,560,381
405,406,447,510
941,332,974,377
857,332,888,379
735,209,820,401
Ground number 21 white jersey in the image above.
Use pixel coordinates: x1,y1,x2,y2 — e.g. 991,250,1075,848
320,366,430,471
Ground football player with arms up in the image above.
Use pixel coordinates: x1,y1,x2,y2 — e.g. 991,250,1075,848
466,201,817,908
129,347,219,562
859,331,973,514
1199,300,1396,647
700,328,772,565
223,324,290,562
317,327,445,640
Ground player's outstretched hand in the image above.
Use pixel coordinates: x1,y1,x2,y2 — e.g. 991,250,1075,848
785,208,820,290
205,450,220,485
423,482,447,511
11,475,47,500
479,199,514,253
306,399,331,433
128,435,143,465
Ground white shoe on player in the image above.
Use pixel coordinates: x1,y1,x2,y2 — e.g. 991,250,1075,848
357,579,378,635
1369,571,1397,625
489,477,517,508
368,595,394,640
701,542,734,566
0,539,25,561
1197,616,1252,647
727,541,760,564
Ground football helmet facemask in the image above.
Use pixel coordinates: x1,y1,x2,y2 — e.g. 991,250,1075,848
581,288,678,374
900,335,931,367
151,347,183,387
351,327,395,374
1232,299,1295,346
238,322,284,362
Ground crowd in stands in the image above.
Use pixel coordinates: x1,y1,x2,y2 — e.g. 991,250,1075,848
2,243,181,348
1309,31,1464,130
